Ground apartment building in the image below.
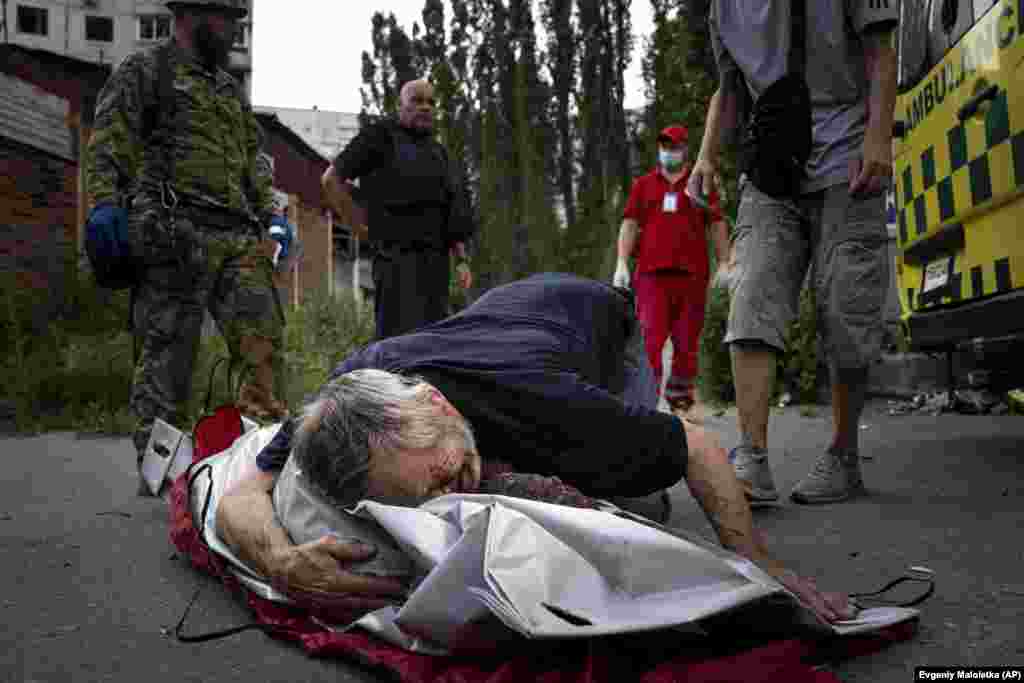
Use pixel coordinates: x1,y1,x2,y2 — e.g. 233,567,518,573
253,105,360,161
1,0,254,95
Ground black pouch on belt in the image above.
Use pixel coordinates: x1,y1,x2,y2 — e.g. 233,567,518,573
739,0,812,199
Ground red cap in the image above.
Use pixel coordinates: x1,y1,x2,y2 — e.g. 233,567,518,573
657,125,688,146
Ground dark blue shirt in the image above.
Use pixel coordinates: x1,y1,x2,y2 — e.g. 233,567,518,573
258,273,687,497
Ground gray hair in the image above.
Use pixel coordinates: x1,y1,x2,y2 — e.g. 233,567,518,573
291,368,476,508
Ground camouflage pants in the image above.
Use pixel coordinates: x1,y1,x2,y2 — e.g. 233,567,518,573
130,226,285,460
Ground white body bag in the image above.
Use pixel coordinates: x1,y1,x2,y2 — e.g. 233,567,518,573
187,426,920,655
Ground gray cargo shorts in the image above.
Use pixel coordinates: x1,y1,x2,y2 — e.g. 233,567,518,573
725,179,889,369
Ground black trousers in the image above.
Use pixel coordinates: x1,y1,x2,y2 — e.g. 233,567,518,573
372,246,450,340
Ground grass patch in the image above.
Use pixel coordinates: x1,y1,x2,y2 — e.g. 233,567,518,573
1,257,374,436
1,250,137,434
698,280,822,408
697,283,735,406
281,286,375,408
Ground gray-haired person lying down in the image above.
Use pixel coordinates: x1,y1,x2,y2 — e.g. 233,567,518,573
216,273,856,624
273,368,606,580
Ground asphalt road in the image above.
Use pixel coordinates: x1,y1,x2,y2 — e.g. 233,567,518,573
2,402,1023,682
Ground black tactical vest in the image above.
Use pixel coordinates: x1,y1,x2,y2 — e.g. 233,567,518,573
360,122,452,249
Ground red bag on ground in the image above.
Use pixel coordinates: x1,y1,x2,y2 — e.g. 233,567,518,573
169,357,244,577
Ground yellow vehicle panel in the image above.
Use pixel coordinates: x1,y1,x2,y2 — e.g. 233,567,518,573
893,0,1024,348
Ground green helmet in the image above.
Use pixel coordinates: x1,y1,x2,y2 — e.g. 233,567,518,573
164,0,248,19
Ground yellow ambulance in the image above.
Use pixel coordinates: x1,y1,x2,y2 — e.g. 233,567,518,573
893,0,1023,351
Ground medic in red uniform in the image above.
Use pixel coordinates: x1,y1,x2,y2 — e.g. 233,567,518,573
614,125,731,419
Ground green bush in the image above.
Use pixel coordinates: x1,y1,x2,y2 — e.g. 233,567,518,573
0,327,136,434
184,331,231,424
697,284,735,405
777,286,820,404
2,260,375,435
282,286,375,409
0,259,136,434
697,283,821,407
185,286,375,423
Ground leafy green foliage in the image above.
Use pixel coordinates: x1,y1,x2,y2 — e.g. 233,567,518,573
180,287,375,426
0,246,137,434
358,1,633,295
697,282,735,406
0,251,374,435
778,286,820,404
697,277,822,406
280,287,375,409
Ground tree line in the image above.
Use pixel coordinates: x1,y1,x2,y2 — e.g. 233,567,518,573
357,0,735,293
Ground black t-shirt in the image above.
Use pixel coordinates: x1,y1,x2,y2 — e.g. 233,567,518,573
332,119,474,248
258,273,687,497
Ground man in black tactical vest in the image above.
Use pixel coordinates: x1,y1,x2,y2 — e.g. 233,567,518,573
322,79,476,340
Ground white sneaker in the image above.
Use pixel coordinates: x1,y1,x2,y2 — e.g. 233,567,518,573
728,446,779,502
790,449,865,504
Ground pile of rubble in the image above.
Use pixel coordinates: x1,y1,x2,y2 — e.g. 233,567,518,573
888,390,1009,416
888,374,1024,416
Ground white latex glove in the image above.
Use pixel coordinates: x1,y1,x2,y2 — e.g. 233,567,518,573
613,260,631,289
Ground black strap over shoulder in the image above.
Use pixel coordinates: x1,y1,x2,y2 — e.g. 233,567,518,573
152,42,178,189
136,41,178,203
141,44,175,142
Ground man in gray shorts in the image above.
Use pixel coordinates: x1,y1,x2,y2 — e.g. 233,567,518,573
689,1,899,504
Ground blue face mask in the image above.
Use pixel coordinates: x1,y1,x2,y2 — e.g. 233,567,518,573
659,148,686,172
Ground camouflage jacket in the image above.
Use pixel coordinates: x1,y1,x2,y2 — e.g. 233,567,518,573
85,39,272,225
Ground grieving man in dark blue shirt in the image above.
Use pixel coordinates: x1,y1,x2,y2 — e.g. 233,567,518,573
216,273,855,626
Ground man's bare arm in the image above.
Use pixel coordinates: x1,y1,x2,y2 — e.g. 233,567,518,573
617,218,640,262
680,420,855,623
850,27,897,196
696,88,737,165
216,468,406,609
681,421,772,566
864,27,898,146
709,219,730,267
450,241,473,289
321,166,368,241
217,469,290,578
691,78,740,199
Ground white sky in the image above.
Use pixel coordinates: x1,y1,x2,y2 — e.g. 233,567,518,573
251,1,654,114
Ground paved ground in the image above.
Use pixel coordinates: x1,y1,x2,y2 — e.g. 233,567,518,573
2,402,1023,682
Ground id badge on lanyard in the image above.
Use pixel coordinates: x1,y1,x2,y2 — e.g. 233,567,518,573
662,192,679,213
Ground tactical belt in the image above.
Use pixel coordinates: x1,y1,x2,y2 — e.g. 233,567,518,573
176,204,262,236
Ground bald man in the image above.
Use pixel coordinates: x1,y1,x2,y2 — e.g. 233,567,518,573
322,79,476,340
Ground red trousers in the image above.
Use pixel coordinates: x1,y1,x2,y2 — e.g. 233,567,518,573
634,270,707,402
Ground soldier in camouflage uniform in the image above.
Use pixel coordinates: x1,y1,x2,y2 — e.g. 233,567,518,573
84,0,287,493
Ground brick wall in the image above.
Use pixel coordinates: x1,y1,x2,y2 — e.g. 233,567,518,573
0,136,79,328
273,197,332,309
0,46,109,124
257,112,346,310
294,199,332,301
0,46,109,330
